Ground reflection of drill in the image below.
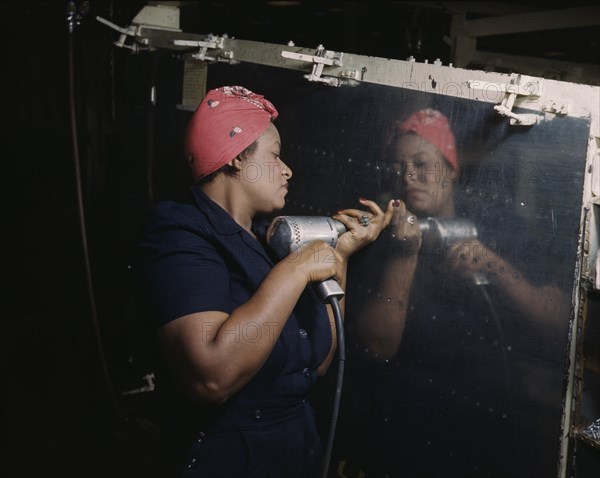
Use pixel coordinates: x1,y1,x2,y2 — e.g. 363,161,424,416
419,217,489,286
418,217,477,250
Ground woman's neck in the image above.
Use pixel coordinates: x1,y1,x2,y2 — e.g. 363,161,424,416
201,180,255,234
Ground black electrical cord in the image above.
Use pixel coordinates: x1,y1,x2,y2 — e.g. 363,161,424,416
321,296,345,478
67,1,124,422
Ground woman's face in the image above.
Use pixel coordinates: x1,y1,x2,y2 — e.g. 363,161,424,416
391,134,457,218
239,123,292,214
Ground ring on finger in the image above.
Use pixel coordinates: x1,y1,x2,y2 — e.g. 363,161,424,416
359,214,370,227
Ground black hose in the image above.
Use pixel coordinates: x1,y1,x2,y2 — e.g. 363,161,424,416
67,1,123,422
321,296,345,478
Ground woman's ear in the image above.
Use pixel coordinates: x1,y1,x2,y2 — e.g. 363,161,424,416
226,156,244,172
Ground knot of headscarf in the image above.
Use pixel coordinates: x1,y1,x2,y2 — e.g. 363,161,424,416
185,86,279,180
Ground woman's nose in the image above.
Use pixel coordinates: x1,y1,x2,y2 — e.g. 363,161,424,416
281,160,292,179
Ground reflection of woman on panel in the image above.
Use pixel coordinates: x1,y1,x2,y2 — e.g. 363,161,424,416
139,86,395,477
356,108,567,360
344,107,570,477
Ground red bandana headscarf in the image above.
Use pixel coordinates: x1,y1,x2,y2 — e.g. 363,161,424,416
184,86,279,180
396,108,458,171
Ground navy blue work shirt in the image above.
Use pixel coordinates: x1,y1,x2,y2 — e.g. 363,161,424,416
140,186,332,406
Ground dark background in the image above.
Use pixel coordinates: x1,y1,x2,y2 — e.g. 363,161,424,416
1,1,598,477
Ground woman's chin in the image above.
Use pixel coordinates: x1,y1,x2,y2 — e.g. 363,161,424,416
406,203,428,217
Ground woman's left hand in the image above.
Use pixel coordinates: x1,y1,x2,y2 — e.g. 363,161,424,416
446,239,499,277
332,198,396,259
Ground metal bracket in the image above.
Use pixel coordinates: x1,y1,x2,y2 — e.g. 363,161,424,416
281,45,344,86
469,74,543,126
96,16,146,52
96,4,181,52
494,74,542,125
171,36,232,62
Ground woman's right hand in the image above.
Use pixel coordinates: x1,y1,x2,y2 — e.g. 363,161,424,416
285,240,342,284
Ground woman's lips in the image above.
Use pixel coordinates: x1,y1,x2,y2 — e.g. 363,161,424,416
406,188,427,198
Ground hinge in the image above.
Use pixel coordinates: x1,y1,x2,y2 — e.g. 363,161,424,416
281,44,346,87
468,74,543,126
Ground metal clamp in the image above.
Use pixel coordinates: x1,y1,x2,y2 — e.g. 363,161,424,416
469,74,543,126
171,36,229,62
494,74,542,125
281,45,344,86
96,4,182,52
96,16,145,52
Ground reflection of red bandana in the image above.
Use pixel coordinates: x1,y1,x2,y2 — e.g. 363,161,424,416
185,86,279,179
397,109,458,171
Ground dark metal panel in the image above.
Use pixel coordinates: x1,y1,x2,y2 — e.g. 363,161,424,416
201,61,589,477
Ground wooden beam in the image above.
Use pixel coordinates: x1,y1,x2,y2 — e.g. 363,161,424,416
464,6,600,37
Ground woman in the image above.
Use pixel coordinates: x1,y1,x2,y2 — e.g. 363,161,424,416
139,86,397,477
353,108,460,360
356,108,566,359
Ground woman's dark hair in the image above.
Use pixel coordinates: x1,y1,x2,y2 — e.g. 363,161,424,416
195,139,259,185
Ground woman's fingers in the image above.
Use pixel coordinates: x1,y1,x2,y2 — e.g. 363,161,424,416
333,198,407,258
389,199,408,227
337,198,399,231
358,197,385,216
336,198,424,256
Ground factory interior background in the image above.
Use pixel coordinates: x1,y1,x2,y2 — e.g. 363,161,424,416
1,1,599,477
